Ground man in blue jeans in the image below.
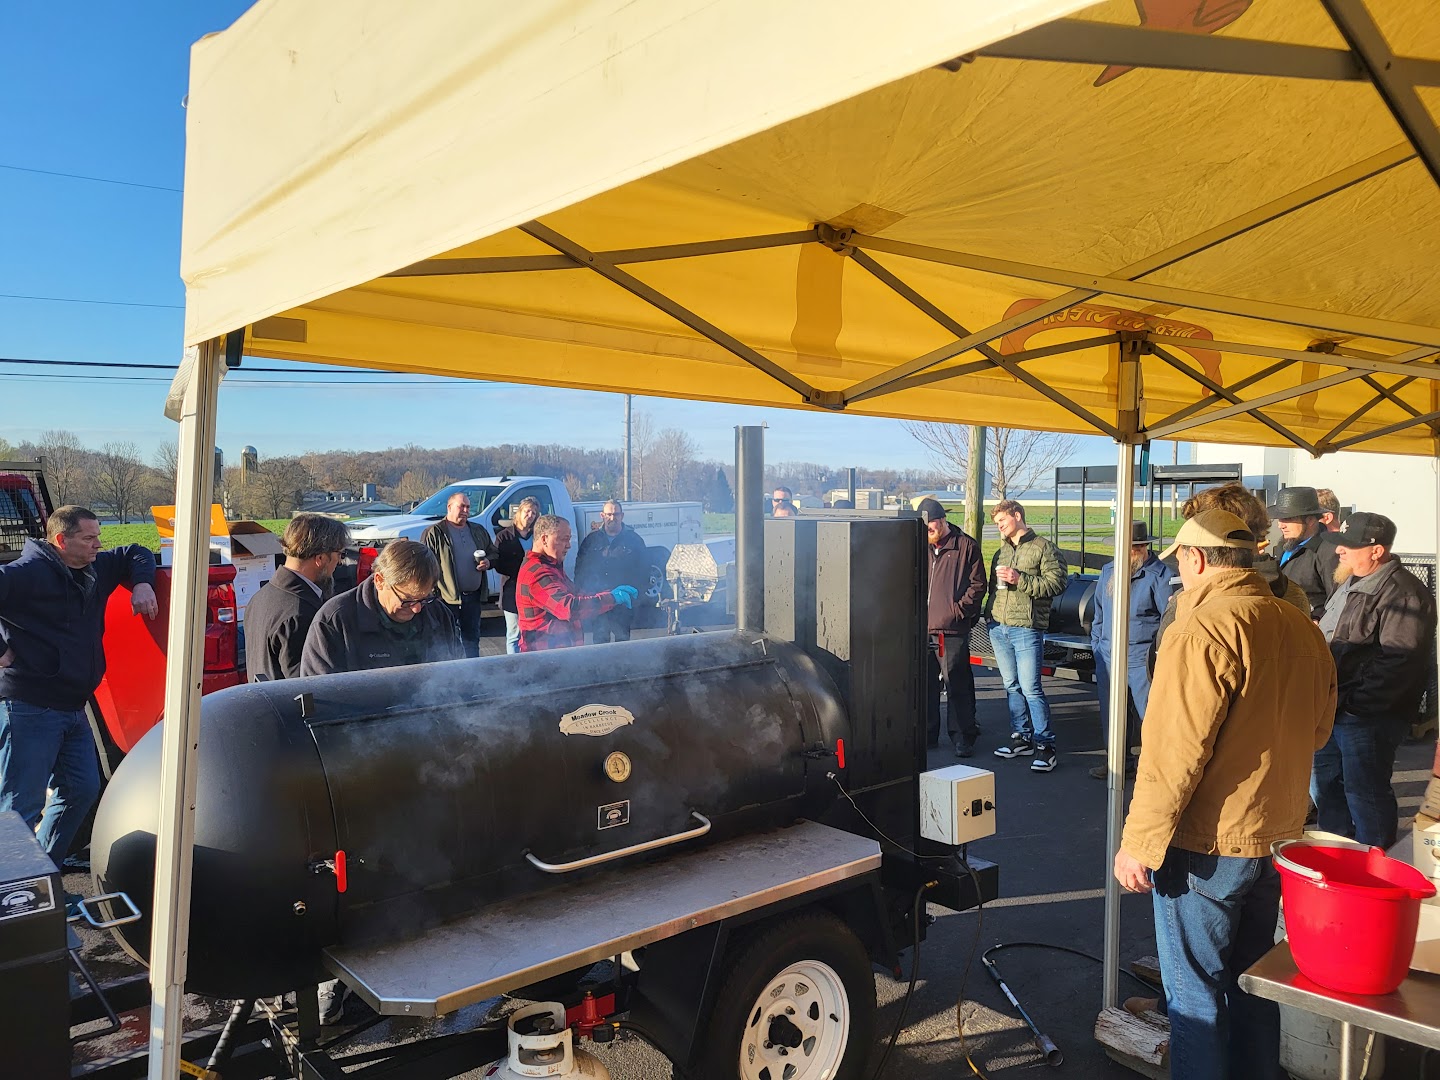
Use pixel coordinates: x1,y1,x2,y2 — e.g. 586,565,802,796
986,500,1068,772
0,506,157,866
1115,510,1336,1080
1315,511,1435,848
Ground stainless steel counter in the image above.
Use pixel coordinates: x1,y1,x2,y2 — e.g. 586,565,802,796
1240,940,1440,1080
324,819,881,1018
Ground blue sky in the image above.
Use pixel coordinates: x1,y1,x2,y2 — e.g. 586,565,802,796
0,3,1174,477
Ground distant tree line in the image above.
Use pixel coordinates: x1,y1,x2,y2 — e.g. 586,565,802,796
6,418,980,525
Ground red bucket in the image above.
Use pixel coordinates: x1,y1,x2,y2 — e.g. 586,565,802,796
1273,839,1437,995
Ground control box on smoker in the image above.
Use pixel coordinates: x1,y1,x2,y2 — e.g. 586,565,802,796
919,765,996,845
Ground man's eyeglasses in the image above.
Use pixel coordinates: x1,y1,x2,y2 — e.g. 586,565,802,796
772,496,789,502
388,584,437,609
603,511,624,518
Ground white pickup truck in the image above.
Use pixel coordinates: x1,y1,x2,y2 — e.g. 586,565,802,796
346,475,703,600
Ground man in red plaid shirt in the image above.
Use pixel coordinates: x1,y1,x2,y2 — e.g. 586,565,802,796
516,515,637,651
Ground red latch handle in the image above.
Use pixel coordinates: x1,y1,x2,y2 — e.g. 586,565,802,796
835,738,846,770
334,850,347,894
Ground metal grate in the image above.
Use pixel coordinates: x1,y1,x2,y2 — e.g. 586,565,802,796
0,462,52,563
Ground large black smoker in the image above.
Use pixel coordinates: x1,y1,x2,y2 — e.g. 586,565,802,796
49,433,998,1079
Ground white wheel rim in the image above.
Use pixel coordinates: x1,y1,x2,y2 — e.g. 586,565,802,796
737,959,850,1080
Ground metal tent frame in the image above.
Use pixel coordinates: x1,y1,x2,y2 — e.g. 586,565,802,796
150,4,1440,1075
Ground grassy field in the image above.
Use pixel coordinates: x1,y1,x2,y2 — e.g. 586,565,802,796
100,520,292,549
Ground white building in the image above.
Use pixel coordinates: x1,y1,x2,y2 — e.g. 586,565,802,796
1192,443,1440,555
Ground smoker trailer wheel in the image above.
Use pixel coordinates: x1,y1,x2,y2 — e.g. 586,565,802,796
692,911,875,1080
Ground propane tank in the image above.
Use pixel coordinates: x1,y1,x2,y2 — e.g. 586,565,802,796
482,1002,610,1079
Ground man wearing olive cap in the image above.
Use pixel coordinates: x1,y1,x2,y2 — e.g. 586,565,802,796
1315,511,1436,848
1115,509,1336,1080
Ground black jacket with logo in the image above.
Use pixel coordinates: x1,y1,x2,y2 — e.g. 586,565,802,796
300,577,462,675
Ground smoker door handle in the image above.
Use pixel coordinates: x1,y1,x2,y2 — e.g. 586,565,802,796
524,812,712,874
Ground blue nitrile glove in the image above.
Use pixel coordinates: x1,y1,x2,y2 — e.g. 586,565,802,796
610,586,639,608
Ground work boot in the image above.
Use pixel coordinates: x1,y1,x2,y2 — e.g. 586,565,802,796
1124,996,1162,1018
317,980,349,1026
1089,761,1137,781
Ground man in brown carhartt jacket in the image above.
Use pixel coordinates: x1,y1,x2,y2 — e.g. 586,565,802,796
1115,510,1336,1080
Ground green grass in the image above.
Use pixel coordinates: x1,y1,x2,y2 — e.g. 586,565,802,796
100,519,292,549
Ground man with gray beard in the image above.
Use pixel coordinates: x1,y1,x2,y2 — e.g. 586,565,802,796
1089,522,1172,780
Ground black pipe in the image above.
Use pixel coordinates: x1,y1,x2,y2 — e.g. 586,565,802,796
847,467,857,508
735,426,764,632
206,998,256,1071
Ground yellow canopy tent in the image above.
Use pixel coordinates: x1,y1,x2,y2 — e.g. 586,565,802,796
152,0,1440,1073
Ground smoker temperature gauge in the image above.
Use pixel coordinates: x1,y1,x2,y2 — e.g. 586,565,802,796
603,752,632,783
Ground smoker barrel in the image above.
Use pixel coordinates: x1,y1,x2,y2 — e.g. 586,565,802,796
1048,574,1098,637
91,630,848,999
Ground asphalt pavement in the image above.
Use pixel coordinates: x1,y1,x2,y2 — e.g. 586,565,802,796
66,666,1436,1079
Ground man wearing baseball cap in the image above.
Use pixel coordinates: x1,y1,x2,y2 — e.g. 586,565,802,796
917,498,986,757
1115,509,1336,1080
1314,511,1436,848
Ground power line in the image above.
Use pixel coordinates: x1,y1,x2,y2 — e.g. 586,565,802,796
0,162,181,193
0,292,183,310
0,356,410,375
0,370,474,387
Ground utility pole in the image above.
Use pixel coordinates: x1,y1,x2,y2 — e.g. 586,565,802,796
964,426,986,539
623,395,633,501
1170,440,1179,520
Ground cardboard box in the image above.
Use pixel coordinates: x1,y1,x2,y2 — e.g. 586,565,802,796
151,506,284,622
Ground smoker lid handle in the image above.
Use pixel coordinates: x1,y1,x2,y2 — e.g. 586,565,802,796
524,812,713,874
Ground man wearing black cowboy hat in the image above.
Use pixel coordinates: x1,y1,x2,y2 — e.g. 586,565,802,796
1314,511,1436,848
1088,521,1173,780
1268,486,1339,619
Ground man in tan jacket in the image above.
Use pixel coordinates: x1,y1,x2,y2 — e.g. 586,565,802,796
1114,509,1336,1080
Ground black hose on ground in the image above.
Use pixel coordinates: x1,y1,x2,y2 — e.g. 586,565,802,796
869,879,936,1080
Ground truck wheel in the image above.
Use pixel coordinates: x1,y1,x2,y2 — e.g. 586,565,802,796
692,911,875,1080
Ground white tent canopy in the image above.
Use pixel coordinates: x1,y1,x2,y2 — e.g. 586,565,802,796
152,1,1440,1074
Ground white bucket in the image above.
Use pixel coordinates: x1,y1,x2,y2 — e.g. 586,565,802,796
1279,1004,1384,1080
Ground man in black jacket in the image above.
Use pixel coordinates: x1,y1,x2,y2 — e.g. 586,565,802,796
494,497,541,654
0,506,156,861
1314,512,1436,847
574,501,648,644
918,499,986,757
301,540,462,675
244,514,350,681
1270,486,1339,619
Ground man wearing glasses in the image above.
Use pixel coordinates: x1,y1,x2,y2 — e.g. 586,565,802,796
1314,511,1436,847
771,486,797,518
575,501,648,643
245,514,351,681
301,539,462,675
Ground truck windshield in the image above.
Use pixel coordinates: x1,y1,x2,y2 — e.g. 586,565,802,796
410,485,505,518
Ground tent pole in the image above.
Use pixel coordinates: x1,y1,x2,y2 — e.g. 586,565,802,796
147,339,224,1080
1104,338,1144,1011
1103,439,1137,1010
